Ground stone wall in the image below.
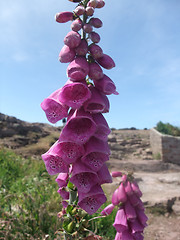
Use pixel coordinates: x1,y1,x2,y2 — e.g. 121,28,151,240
150,128,180,165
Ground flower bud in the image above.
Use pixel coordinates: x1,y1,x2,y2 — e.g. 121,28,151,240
56,173,69,187
89,31,101,43
111,171,122,178
57,187,69,200
59,45,75,63
55,12,73,23
96,54,115,69
83,86,108,113
131,181,143,198
64,31,81,48
87,0,98,8
86,7,94,16
88,62,103,80
67,56,89,81
93,74,119,95
112,188,120,206
66,221,75,234
74,6,85,16
83,23,93,33
113,208,128,232
71,18,83,32
101,203,115,216
89,17,103,28
89,43,103,59
96,0,105,8
62,200,68,208
75,39,88,56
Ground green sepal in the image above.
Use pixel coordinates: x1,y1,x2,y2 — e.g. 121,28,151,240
67,180,74,190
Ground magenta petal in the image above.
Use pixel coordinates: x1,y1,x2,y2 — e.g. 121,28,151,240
56,173,69,187
118,182,127,203
129,194,141,207
115,232,122,240
111,171,122,178
101,203,114,216
113,208,128,233
62,200,68,208
112,188,120,206
83,86,108,113
93,74,119,95
121,230,134,240
84,136,110,155
88,62,103,80
124,200,136,221
124,180,134,196
58,80,91,109
131,181,143,198
81,137,110,171
136,208,148,226
132,232,144,240
78,184,107,215
88,31,101,43
130,219,144,234
89,43,103,59
64,31,81,48
59,45,75,63
70,160,99,193
92,113,111,141
53,138,85,164
97,163,112,185
55,12,73,23
42,149,69,175
101,93,110,113
41,89,69,124
60,108,97,144
75,39,88,56
67,56,89,81
57,187,69,200
96,53,115,69
71,19,83,32
89,17,103,28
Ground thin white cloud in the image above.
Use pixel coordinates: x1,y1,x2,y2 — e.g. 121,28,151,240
11,52,29,62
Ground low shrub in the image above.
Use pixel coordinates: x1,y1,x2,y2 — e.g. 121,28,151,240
156,121,180,137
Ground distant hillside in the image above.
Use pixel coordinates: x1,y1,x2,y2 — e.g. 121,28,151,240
0,113,61,158
0,113,153,164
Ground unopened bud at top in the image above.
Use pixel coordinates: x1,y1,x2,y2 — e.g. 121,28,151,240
96,0,105,8
86,7,95,16
87,0,98,8
74,6,85,16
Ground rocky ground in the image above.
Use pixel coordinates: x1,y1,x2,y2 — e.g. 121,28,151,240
1,113,180,239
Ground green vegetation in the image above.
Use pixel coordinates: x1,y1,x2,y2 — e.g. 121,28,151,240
0,149,62,239
0,149,117,240
153,152,161,160
156,121,180,137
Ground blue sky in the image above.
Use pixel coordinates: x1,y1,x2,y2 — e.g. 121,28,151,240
0,0,180,129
